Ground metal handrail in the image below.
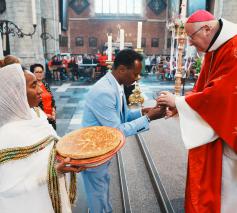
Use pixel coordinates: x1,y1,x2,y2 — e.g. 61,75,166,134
136,134,175,213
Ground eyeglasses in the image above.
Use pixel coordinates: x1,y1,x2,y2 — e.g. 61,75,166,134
188,26,204,40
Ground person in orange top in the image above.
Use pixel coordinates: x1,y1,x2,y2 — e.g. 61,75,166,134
157,10,237,213
30,63,56,130
98,51,108,76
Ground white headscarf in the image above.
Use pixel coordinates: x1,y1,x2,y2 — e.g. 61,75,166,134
0,64,32,127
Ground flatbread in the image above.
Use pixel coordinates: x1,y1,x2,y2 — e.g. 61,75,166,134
56,126,123,159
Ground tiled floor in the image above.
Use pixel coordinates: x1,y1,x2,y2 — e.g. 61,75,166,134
52,74,194,137
51,74,193,212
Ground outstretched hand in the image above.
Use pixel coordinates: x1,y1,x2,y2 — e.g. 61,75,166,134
55,157,85,174
141,107,153,115
146,106,166,121
165,107,178,119
156,91,176,108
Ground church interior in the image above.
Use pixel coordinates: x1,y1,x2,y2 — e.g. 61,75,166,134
0,0,237,212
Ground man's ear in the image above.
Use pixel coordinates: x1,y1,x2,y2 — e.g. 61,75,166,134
117,65,127,74
204,25,212,35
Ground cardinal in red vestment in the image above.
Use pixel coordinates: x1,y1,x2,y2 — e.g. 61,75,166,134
157,10,237,213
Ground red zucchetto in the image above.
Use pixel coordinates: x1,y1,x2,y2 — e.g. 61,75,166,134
186,10,215,23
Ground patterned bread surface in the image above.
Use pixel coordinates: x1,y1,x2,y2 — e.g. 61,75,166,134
56,126,122,159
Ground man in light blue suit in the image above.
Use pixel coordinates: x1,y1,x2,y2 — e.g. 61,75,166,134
81,49,165,213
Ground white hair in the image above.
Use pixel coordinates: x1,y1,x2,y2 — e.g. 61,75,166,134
185,20,218,31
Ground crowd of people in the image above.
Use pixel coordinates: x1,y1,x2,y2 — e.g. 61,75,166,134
46,52,110,82
0,9,237,213
45,53,201,84
144,54,200,81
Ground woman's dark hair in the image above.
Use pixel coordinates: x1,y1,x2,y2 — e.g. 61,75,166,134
113,49,143,70
30,63,44,73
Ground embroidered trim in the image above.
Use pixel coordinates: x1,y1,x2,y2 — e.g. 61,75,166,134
0,135,77,213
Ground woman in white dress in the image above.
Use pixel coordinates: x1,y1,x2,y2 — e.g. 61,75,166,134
0,63,80,213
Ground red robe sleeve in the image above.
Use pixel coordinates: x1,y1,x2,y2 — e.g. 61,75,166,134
186,35,237,152
184,35,237,212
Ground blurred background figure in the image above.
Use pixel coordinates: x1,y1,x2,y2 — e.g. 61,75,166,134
30,63,57,130
68,56,79,81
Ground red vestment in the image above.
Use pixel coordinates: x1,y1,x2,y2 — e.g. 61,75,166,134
184,35,237,212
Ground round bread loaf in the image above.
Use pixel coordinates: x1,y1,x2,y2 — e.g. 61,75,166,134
56,126,123,159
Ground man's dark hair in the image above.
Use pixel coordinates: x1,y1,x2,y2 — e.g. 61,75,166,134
30,63,44,73
113,49,143,70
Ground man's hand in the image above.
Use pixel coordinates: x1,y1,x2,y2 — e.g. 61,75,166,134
157,91,176,108
165,107,178,119
141,107,153,115
55,157,85,174
52,108,56,120
47,114,54,120
146,106,166,121
51,112,56,120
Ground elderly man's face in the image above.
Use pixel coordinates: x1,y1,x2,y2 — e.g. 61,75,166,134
24,71,42,108
185,23,212,52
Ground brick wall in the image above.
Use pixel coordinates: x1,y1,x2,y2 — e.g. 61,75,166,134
61,0,170,55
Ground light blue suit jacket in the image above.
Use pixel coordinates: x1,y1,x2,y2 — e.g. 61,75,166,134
81,72,149,136
81,73,150,212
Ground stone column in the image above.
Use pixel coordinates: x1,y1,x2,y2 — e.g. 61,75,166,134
214,0,237,23
5,0,44,67
164,0,169,55
0,35,3,59
214,0,224,19
221,0,237,23
41,0,60,60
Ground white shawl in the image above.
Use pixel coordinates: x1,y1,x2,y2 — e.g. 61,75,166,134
0,64,71,213
0,64,32,127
